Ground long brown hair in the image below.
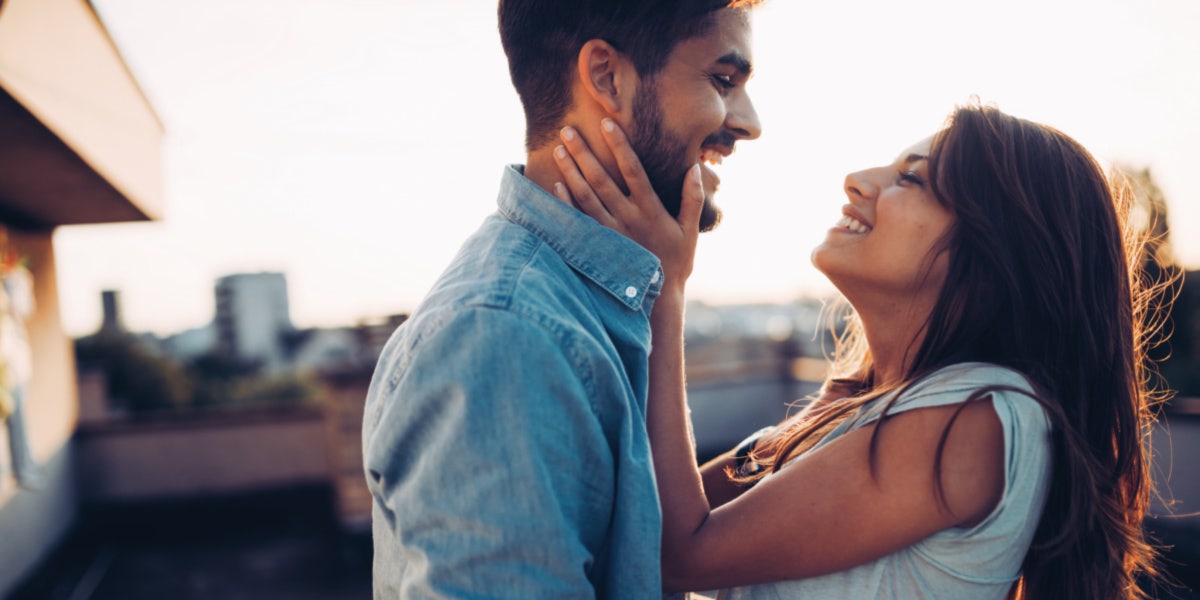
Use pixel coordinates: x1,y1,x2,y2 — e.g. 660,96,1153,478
745,103,1167,599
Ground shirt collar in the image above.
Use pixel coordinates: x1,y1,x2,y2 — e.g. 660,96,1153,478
497,165,663,311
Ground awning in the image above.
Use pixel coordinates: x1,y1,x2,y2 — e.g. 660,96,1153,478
0,0,164,228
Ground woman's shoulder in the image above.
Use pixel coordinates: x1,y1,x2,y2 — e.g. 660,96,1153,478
916,361,1035,393
871,362,1044,421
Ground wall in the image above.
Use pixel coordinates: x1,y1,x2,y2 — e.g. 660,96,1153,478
0,229,80,595
0,445,76,596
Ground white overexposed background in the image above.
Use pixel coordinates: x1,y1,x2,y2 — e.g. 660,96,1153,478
57,0,1200,337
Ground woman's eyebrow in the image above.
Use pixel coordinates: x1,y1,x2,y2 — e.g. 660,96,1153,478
902,153,929,165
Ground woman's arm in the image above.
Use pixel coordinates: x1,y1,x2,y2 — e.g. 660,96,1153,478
553,122,748,510
552,122,1006,592
553,120,719,546
700,450,748,509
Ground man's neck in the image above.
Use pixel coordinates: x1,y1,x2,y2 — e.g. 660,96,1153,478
523,147,570,206
521,115,624,207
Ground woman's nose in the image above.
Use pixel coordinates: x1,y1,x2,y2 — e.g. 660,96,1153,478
844,170,879,200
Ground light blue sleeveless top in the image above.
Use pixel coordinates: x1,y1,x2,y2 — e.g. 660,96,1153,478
712,362,1053,600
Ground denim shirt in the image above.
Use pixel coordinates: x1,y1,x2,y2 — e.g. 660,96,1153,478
363,165,665,599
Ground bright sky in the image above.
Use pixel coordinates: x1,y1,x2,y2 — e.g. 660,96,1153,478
58,0,1200,337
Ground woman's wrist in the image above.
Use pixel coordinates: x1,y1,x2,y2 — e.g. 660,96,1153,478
655,285,687,309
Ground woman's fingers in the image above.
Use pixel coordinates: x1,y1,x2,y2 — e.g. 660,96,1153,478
550,119,698,288
559,126,638,221
597,118,702,238
678,164,704,238
598,118,657,212
552,181,573,205
553,141,617,229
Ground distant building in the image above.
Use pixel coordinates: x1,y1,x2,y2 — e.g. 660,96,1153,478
686,298,828,352
161,324,218,362
286,327,360,373
284,313,408,375
91,273,405,380
214,272,293,372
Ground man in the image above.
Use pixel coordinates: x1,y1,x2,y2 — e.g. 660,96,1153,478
362,1,762,597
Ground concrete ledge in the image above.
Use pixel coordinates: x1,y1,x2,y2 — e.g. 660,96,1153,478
75,409,331,502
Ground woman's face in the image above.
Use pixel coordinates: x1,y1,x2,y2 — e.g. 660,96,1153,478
811,135,956,303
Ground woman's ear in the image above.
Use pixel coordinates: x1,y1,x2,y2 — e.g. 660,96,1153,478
576,39,636,117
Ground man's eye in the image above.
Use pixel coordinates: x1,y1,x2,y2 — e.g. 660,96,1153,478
711,74,735,90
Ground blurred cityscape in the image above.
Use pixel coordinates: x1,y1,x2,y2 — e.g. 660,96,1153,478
15,270,836,599
0,1,1197,598
2,264,1197,598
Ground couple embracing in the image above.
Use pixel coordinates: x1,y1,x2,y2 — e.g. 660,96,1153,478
363,1,1163,598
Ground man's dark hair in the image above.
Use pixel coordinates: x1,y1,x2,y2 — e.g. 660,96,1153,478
498,0,760,151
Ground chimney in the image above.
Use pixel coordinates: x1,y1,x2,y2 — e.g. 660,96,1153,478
100,289,123,333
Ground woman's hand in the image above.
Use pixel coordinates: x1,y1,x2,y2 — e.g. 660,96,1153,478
552,118,703,293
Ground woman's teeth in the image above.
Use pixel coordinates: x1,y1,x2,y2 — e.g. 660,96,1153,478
837,216,871,233
701,149,724,165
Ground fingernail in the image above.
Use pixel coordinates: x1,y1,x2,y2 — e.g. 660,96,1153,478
601,118,615,133
554,145,567,159
692,164,703,184
561,126,575,141
554,182,566,197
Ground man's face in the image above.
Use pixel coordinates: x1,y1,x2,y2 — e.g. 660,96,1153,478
627,8,761,232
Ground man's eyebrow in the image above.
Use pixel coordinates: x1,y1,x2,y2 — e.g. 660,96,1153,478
716,52,752,75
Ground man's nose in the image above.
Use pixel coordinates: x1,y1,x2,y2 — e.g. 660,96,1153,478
726,92,762,141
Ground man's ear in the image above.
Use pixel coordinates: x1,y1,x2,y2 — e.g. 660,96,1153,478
576,39,636,116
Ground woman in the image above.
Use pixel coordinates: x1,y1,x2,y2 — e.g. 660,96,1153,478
552,103,1164,598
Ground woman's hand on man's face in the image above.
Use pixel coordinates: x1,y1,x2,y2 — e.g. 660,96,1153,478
552,118,702,292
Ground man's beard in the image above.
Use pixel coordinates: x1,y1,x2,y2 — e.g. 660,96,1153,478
628,80,722,232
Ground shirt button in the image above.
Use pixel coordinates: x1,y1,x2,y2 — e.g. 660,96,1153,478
650,270,661,284
625,286,638,298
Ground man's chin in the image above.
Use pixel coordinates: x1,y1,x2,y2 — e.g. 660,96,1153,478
652,184,720,232
697,162,722,232
699,198,721,233
648,167,720,231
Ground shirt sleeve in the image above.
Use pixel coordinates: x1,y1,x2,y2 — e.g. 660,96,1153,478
363,306,613,599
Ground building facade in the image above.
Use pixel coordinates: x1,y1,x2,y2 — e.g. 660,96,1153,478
214,272,293,372
0,0,163,594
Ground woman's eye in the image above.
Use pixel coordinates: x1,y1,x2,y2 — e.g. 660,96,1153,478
898,170,925,186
